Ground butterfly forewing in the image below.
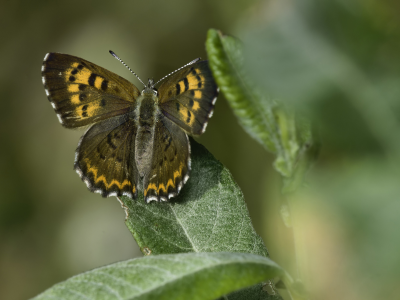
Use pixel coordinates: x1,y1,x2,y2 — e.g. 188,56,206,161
158,60,218,135
75,115,139,198
143,116,190,202
42,53,140,128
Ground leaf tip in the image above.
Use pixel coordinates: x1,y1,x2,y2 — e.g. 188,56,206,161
141,247,152,256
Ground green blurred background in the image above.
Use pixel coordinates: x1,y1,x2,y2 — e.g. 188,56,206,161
1,0,400,299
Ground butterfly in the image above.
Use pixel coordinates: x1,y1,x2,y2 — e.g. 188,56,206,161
41,51,218,203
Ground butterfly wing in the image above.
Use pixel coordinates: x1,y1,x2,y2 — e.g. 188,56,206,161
143,116,190,202
42,53,140,128
75,115,139,198
157,60,218,135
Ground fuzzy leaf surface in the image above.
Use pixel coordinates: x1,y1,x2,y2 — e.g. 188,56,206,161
32,252,285,300
120,139,268,257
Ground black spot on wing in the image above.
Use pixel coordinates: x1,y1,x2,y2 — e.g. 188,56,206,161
183,78,189,92
101,80,108,91
88,73,97,86
82,105,88,117
189,98,194,108
107,133,117,150
97,147,106,160
196,75,202,88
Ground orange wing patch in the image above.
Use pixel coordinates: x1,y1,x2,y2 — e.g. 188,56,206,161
190,91,202,111
65,63,109,92
65,66,91,85
76,103,101,118
71,94,80,104
173,68,205,97
68,84,80,93
94,76,104,89
166,178,175,190
84,158,135,192
176,105,195,126
186,69,205,89
144,162,185,197
157,183,167,194
144,183,157,196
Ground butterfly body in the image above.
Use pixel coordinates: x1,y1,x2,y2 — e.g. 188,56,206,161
42,52,218,203
134,87,160,178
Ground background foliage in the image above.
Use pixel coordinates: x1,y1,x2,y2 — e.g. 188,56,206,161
1,0,400,299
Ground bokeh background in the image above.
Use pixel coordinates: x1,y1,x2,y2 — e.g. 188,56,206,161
1,0,400,299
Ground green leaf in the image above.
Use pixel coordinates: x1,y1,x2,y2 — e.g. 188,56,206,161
205,29,277,153
118,139,282,299
120,139,268,257
32,252,285,300
206,29,318,192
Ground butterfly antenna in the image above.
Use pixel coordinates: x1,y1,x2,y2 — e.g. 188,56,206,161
109,50,146,87
152,57,201,88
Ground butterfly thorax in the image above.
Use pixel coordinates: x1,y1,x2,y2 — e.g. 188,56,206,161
134,87,159,178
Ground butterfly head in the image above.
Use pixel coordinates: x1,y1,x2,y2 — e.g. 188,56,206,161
142,78,157,95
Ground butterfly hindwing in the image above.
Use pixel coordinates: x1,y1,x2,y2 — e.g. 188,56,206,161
42,53,140,128
74,115,139,198
143,115,190,202
158,60,218,135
